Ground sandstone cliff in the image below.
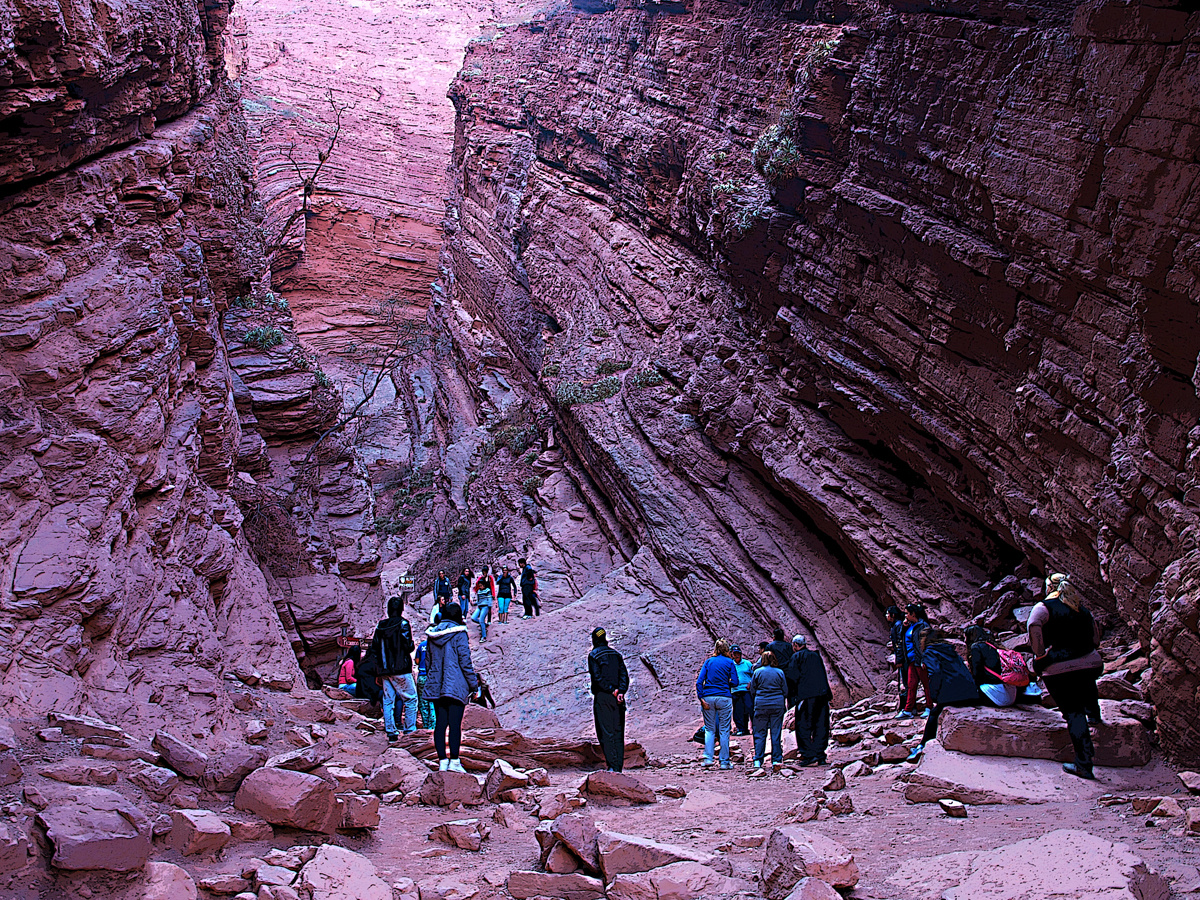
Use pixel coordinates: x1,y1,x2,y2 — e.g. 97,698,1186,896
439,0,1200,759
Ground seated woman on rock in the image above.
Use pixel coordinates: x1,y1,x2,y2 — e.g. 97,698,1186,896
906,629,981,762
338,645,360,695
964,626,1031,708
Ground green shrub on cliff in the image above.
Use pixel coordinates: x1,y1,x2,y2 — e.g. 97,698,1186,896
541,362,561,378
752,119,803,183
556,376,621,407
521,475,544,495
243,326,285,350
628,369,664,390
596,359,631,375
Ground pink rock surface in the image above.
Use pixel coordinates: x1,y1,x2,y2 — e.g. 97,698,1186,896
418,770,485,807
234,767,339,832
36,787,151,872
583,771,657,804
142,861,199,900
298,845,391,900
506,871,605,900
760,825,859,897
597,831,717,880
170,809,231,857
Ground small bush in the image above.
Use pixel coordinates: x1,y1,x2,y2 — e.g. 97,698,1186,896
244,326,285,350
591,326,610,339
596,359,632,376
555,376,621,408
315,370,333,389
628,370,665,390
523,450,538,465
230,294,256,310
752,120,803,183
541,362,561,378
521,475,544,495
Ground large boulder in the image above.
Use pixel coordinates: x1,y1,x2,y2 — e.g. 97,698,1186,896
152,732,208,779
582,771,656,804
203,745,269,792
507,871,605,900
429,819,489,851
234,767,339,832
366,748,428,794
936,704,1151,767
142,861,198,900
298,845,391,900
170,809,230,856
887,829,1168,900
607,862,741,900
552,814,601,874
903,742,1109,805
0,821,29,873
129,763,180,801
36,787,151,872
597,831,720,880
338,793,381,829
266,742,333,772
419,771,484,806
484,759,529,801
48,712,127,742
760,826,859,898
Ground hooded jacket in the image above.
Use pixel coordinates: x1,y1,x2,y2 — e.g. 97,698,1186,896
369,616,413,677
434,576,453,600
924,643,980,707
424,621,479,704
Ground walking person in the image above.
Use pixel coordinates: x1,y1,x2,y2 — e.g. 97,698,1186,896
497,565,517,624
434,570,454,607
588,627,629,772
749,650,787,772
788,635,832,766
472,565,496,641
696,639,738,769
415,636,434,729
886,606,908,710
368,595,417,742
731,645,753,736
898,604,932,718
1029,574,1103,779
424,603,480,772
519,557,541,617
457,567,473,616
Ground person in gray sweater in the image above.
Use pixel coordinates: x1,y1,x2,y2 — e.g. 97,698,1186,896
749,650,788,771
424,604,480,773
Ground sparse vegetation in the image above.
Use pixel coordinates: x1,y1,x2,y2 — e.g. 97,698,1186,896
243,326,285,350
315,370,333,389
541,362,561,378
556,376,621,407
596,359,632,375
521,475,544,495
481,421,540,460
628,369,665,390
752,119,804,183
591,326,611,339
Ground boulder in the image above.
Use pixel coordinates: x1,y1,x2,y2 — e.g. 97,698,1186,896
418,878,479,900
47,712,126,742
142,861,198,900
198,874,251,894
326,766,367,792
760,825,859,898
152,731,208,779
0,720,16,752
936,704,1151,767
0,820,29,873
1187,808,1200,835
597,831,719,880
484,758,529,800
463,705,502,730
39,758,118,786
366,748,428,794
266,742,333,773
781,878,840,900
222,815,274,842
429,819,489,851
507,871,605,900
245,720,269,743
823,794,853,816
583,771,656,804
1097,674,1143,701
822,770,845,791
539,791,587,819
607,862,740,900
939,798,968,818
171,809,231,856
887,829,1168,900
546,842,584,873
129,762,180,801
299,845,391,900
904,741,1109,805
235,767,339,832
842,761,872,778
1179,771,1200,794
0,754,22,787
552,813,601,874
36,786,151,872
419,771,483,806
204,746,270,792
338,793,381,829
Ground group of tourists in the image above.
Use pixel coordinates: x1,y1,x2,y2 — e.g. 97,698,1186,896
890,572,1103,780
431,558,541,642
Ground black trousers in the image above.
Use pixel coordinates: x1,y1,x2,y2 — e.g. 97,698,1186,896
897,659,909,708
522,588,540,616
433,698,465,759
1044,667,1101,769
593,693,626,772
795,694,830,763
732,692,751,733
922,699,978,745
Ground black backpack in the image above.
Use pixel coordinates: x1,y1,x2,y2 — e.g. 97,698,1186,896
374,618,414,676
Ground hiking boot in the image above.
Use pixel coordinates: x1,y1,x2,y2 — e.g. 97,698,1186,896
920,709,931,718
906,744,924,763
895,710,914,719
447,759,467,774
1062,763,1095,780
386,732,399,743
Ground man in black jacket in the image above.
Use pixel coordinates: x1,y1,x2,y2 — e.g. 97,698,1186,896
767,628,793,676
519,558,540,618
588,627,629,772
788,635,832,766
369,595,417,742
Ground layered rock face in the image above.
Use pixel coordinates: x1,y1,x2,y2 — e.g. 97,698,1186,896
0,0,372,732
440,0,1200,750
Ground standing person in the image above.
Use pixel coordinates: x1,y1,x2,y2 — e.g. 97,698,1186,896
369,595,417,742
337,646,360,695
1029,574,1103,779
415,636,434,729
472,565,497,641
907,629,981,762
434,570,454,607
749,650,787,771
457,567,473,616
519,557,541,618
898,604,932,718
696,639,738,769
766,628,793,671
497,565,517,624
588,627,629,772
424,603,480,772
788,635,832,766
731,645,753,736
886,606,908,710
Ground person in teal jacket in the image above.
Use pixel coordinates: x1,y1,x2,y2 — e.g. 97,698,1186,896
731,645,754,736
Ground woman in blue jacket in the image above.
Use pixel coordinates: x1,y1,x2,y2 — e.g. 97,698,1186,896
696,639,738,769
424,603,480,773
749,650,788,771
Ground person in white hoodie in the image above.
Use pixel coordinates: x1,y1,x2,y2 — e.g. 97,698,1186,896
423,603,480,772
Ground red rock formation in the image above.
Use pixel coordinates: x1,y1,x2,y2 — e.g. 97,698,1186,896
438,0,1200,757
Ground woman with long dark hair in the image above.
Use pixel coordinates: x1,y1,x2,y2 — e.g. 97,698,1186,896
424,603,480,772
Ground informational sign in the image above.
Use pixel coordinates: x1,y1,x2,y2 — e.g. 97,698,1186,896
399,573,415,590
336,635,371,649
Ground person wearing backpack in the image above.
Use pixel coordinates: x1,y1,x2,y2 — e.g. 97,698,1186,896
519,558,541,618
424,603,480,772
906,629,981,762
965,625,1029,707
434,570,454,606
369,595,417,742
1028,574,1103,780
472,565,497,641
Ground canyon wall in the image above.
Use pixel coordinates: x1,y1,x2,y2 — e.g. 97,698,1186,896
0,0,378,738
440,0,1200,758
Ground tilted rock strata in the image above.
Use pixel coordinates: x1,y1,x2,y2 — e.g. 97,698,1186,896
440,0,1200,746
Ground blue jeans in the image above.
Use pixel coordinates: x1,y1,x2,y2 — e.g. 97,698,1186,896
701,695,732,764
382,674,417,734
753,706,784,765
472,604,491,640
459,593,470,616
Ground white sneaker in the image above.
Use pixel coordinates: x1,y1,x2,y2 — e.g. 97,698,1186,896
438,758,449,771
447,758,467,773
